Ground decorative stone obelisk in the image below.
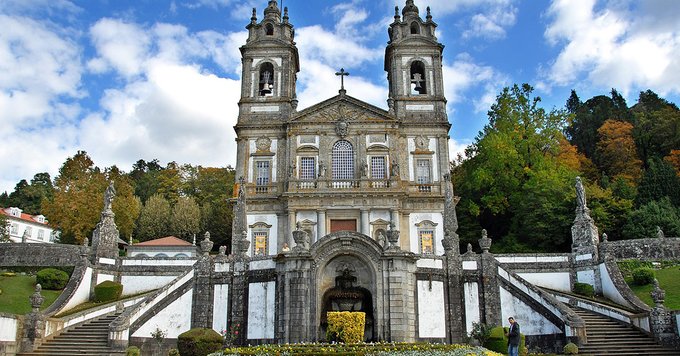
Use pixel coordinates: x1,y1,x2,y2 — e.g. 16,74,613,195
231,177,247,255
91,181,121,262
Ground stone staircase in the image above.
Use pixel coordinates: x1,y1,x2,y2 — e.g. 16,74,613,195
575,307,678,355
19,313,125,356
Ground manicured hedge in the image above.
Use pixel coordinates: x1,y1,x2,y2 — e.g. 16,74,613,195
485,326,526,355
574,282,595,297
125,346,140,356
327,311,365,343
178,328,223,356
220,342,503,355
632,267,655,285
36,268,69,290
93,280,123,303
564,342,579,354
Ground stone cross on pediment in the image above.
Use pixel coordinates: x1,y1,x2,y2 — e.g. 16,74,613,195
335,68,350,92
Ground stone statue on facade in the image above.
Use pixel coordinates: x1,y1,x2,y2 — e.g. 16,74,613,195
104,181,116,212
391,159,400,177
318,160,327,178
575,176,586,212
377,231,386,250
360,160,368,177
656,226,665,239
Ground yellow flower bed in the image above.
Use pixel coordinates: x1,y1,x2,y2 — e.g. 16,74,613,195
326,311,366,343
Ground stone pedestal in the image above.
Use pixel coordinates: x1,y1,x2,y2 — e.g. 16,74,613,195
276,253,314,343
381,251,418,342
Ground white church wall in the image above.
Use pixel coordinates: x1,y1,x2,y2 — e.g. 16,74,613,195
408,213,444,255
500,287,561,335
517,272,571,292
406,137,439,183
213,284,229,333
369,210,390,223
247,281,275,339
576,269,595,287
132,289,193,338
60,267,93,313
417,280,446,338
96,273,114,285
464,282,480,336
247,214,278,257
121,275,177,296
599,263,631,308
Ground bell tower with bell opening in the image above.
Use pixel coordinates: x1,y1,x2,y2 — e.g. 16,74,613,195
238,0,300,123
384,0,447,122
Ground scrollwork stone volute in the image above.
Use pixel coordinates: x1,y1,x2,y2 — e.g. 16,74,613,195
199,231,213,255
255,136,272,152
478,229,492,253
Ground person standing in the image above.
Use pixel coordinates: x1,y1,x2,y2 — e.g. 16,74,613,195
505,316,520,356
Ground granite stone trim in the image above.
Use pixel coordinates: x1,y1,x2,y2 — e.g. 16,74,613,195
604,238,680,260
42,263,90,317
0,244,86,267
601,260,651,312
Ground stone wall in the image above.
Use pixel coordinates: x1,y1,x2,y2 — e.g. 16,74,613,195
601,238,680,260
0,243,85,267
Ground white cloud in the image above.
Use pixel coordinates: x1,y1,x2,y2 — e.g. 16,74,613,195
417,0,517,40
462,6,517,40
87,19,151,77
449,137,472,162
0,14,83,192
443,53,508,114
296,25,382,70
543,0,680,96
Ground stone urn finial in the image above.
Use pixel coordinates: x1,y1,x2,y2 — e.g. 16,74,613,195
478,229,492,253
199,231,213,255
30,284,44,312
385,222,400,250
292,225,309,252
239,230,250,256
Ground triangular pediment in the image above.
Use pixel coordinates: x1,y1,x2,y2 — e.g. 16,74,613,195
290,94,394,124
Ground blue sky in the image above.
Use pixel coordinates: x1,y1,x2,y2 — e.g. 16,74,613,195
2,0,680,194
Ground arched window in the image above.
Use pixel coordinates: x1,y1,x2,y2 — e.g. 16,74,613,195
332,140,354,180
265,23,274,36
259,62,274,96
410,22,420,35
410,61,427,95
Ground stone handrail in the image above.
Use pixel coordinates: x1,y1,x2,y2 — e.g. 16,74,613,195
108,268,195,350
497,265,587,344
547,289,651,333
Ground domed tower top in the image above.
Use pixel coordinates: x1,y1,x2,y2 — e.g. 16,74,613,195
263,0,281,21
401,0,419,18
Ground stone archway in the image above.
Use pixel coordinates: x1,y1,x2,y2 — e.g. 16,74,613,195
310,231,384,342
319,255,375,341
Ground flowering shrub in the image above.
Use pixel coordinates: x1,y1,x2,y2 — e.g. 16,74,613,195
217,342,503,355
326,311,365,343
221,323,241,346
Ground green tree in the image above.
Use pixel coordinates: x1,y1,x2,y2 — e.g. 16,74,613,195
632,90,680,165
170,196,201,241
193,166,235,251
454,84,578,252
0,213,9,242
636,158,680,207
622,198,680,239
42,151,107,244
596,120,642,182
157,162,182,205
7,173,54,215
136,193,171,241
106,167,142,241
129,159,163,204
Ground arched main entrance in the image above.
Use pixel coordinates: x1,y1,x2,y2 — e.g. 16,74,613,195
319,256,375,341
310,231,384,342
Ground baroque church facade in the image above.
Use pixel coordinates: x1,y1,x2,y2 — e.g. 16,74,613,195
230,0,459,342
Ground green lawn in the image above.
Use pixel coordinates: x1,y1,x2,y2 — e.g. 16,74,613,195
626,266,680,310
0,274,62,315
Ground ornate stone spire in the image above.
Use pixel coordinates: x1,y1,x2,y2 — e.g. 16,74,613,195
231,176,248,255
91,181,121,261
571,176,599,254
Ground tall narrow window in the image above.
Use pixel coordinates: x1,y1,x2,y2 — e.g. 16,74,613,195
37,229,44,240
255,160,270,193
416,159,431,184
410,61,427,95
371,156,386,179
332,140,354,180
300,157,316,180
259,62,274,96
10,223,17,234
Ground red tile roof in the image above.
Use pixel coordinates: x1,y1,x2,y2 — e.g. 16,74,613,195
0,208,48,225
134,236,193,246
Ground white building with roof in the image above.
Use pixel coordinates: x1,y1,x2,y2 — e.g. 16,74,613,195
1,207,57,243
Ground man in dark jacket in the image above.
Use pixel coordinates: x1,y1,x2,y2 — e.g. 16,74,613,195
505,316,520,356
